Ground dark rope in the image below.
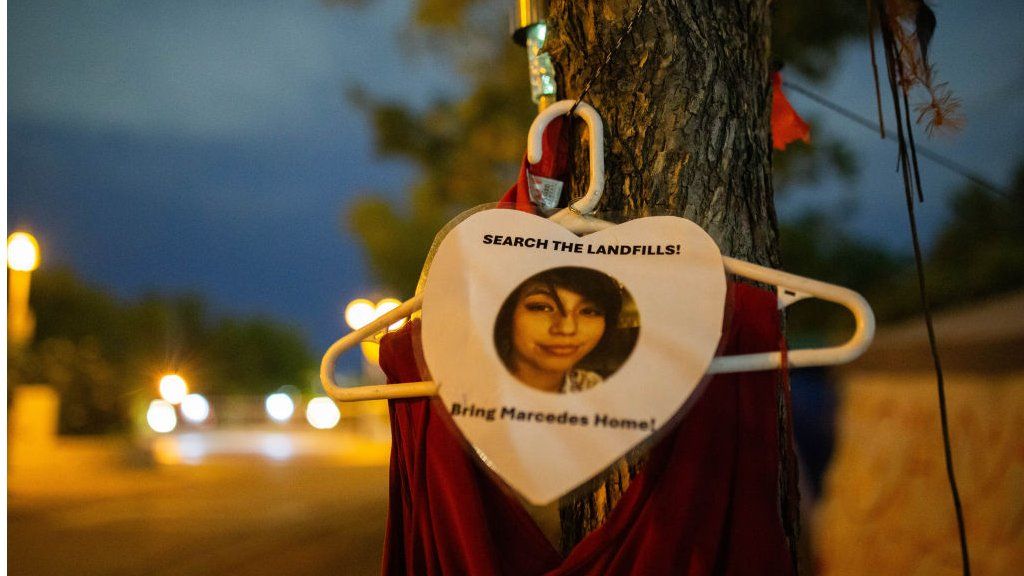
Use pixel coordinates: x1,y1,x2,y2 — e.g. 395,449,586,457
874,2,971,573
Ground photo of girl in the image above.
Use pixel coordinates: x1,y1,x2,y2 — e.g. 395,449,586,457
494,267,639,394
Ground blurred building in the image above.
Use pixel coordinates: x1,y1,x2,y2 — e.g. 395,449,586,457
815,291,1024,575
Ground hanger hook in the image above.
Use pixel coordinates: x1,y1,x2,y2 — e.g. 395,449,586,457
526,100,606,215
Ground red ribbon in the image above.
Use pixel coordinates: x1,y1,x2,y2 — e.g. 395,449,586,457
771,71,811,150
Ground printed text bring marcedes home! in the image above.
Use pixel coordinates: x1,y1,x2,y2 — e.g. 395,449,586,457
450,402,657,432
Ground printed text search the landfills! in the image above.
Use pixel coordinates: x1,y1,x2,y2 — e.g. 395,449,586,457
482,234,681,256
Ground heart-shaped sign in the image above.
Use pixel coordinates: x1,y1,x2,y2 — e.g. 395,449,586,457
421,209,726,505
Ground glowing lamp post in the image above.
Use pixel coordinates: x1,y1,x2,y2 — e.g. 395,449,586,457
344,298,377,332
180,393,210,424
159,374,189,404
265,392,295,422
344,297,407,366
7,232,40,347
147,399,177,433
305,397,341,429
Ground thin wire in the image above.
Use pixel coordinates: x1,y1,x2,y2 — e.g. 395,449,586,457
562,0,650,207
568,0,650,118
782,79,1010,200
866,0,885,137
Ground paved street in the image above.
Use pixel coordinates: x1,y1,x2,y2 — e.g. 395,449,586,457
8,429,391,576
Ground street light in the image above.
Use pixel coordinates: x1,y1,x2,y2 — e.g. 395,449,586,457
375,298,407,331
7,232,40,347
7,232,39,272
344,298,376,330
265,392,295,422
180,393,211,424
305,397,341,429
344,297,407,331
344,297,407,367
146,399,178,433
159,374,189,405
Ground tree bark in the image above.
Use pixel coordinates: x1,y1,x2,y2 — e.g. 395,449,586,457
546,0,778,266
544,0,786,552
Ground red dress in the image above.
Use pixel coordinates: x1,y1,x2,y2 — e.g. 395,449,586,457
379,282,796,575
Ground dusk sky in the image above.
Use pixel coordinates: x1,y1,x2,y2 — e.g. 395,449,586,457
7,0,1023,375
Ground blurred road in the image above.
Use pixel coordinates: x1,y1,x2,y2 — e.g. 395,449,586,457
8,429,391,576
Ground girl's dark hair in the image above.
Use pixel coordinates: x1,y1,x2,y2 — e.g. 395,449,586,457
494,266,626,376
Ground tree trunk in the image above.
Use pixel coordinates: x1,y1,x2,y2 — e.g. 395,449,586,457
544,0,787,552
546,0,778,266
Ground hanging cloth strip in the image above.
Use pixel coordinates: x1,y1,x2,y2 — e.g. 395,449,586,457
380,282,794,575
771,71,812,151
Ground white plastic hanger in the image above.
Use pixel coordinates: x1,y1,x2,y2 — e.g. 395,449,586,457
534,101,615,235
320,100,875,402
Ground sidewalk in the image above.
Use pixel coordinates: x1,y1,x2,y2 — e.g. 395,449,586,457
9,426,391,503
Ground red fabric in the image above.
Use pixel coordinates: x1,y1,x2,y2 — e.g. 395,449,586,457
498,116,571,211
380,282,795,575
771,71,811,151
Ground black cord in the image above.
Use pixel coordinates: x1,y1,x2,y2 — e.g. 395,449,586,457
874,2,971,573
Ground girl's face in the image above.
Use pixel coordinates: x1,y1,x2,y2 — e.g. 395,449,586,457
511,283,606,382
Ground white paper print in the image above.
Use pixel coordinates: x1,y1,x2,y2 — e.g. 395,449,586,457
421,209,727,505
